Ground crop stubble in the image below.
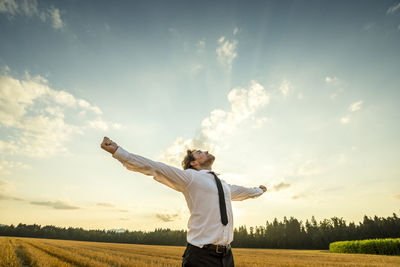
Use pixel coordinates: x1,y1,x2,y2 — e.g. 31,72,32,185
1,236,400,266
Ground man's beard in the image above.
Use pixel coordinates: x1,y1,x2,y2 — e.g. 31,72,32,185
200,154,215,168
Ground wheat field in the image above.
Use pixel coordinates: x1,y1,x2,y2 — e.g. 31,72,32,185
1,236,400,267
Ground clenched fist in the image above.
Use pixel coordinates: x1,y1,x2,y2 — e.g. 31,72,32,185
101,137,118,154
259,185,267,193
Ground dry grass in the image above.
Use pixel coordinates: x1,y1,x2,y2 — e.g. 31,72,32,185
1,236,400,266
0,237,19,267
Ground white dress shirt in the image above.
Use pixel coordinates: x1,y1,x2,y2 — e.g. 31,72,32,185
112,146,264,248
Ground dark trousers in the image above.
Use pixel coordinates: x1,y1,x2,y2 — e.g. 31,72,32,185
182,243,234,267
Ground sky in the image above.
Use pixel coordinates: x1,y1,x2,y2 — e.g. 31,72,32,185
0,0,399,232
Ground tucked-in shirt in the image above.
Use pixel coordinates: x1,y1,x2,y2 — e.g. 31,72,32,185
112,146,264,248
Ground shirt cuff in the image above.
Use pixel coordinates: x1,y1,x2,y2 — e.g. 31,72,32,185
112,146,130,162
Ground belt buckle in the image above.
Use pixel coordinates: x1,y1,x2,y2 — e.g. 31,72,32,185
215,245,226,254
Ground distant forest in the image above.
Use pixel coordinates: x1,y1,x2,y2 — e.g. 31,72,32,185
1,213,400,249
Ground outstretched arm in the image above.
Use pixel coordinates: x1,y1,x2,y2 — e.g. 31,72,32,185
101,137,193,192
229,184,267,201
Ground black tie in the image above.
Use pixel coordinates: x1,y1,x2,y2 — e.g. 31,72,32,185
209,171,228,226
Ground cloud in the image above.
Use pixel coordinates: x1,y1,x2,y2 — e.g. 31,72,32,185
393,194,400,200
88,118,122,131
0,0,18,15
216,36,238,70
291,193,311,200
30,200,80,209
189,63,203,74
341,116,350,124
271,182,291,192
387,2,400,14
325,76,337,83
233,27,239,35
0,178,23,201
340,100,363,124
0,71,121,157
196,39,206,53
0,193,23,201
48,7,63,29
158,81,269,166
0,160,30,174
117,209,129,213
0,0,64,29
96,202,115,208
202,81,269,139
279,80,291,96
349,101,363,112
156,213,180,222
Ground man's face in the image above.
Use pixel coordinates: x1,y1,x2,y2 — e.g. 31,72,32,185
192,150,215,169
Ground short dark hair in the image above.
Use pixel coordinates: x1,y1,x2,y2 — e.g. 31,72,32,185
182,149,195,170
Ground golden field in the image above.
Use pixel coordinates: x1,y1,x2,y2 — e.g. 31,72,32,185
1,236,400,267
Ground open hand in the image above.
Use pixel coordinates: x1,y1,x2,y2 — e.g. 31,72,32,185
101,136,118,154
259,185,267,193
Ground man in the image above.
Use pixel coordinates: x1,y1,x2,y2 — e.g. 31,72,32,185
101,136,267,267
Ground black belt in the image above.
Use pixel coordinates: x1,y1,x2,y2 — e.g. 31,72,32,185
202,243,231,254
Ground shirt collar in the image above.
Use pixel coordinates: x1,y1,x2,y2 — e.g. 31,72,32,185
198,169,220,176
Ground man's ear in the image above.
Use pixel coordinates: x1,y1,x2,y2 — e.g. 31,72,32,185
190,161,197,168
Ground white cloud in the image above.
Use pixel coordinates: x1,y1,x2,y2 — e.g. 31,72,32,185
216,36,238,70
0,71,120,157
341,116,350,124
30,200,80,209
20,0,38,16
195,39,206,53
0,0,18,15
279,80,291,96
49,7,63,29
233,27,239,35
189,63,203,74
0,160,30,174
0,178,22,201
0,0,64,29
88,118,122,131
349,101,363,112
159,81,269,166
387,2,400,14
201,81,269,140
325,76,337,83
340,101,362,125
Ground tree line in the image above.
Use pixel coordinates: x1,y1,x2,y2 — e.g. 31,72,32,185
1,213,399,249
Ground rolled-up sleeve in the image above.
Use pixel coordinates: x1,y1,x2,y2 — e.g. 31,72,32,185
229,184,264,201
112,147,193,192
